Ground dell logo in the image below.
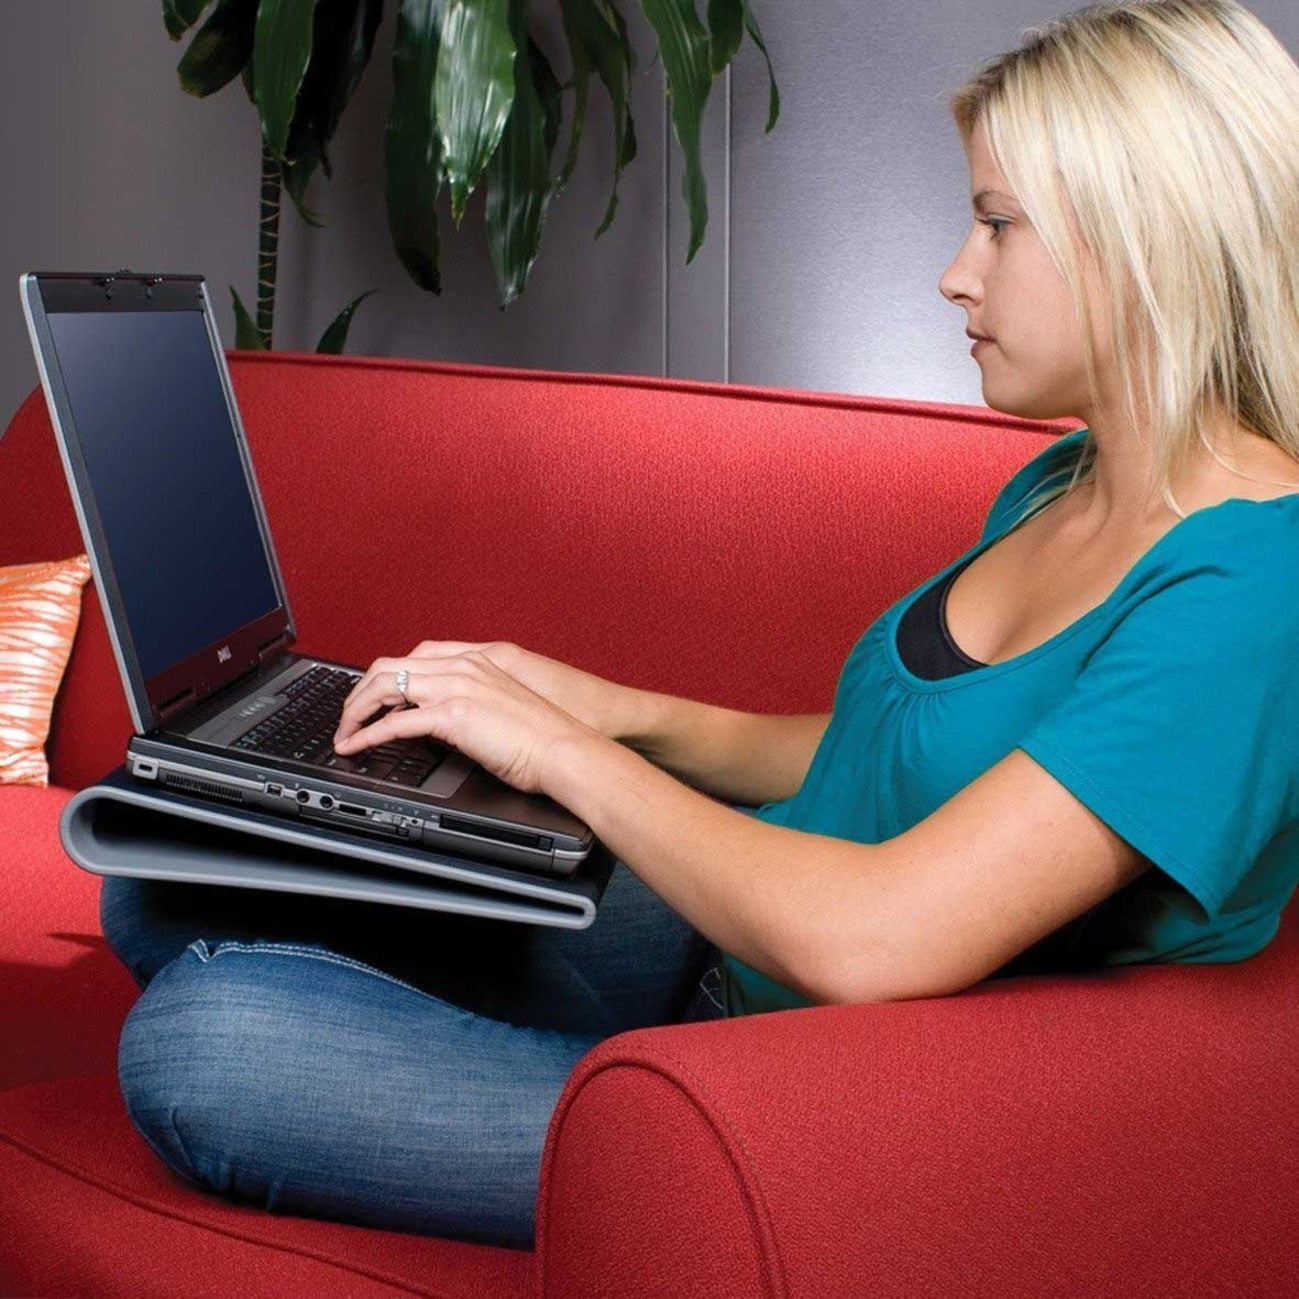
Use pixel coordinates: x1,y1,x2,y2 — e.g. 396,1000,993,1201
217,646,233,664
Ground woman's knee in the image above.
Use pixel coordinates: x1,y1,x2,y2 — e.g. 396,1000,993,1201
116,939,306,1193
116,939,591,1247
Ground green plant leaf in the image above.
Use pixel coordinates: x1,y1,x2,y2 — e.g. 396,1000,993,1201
555,1,592,192
599,3,638,234
640,0,712,262
321,0,385,163
559,0,636,235
281,0,383,225
487,17,562,308
706,0,741,75
384,0,448,292
230,285,270,348
315,289,376,353
254,0,319,161
742,0,778,132
177,0,258,99
163,0,216,41
280,136,328,227
435,0,517,226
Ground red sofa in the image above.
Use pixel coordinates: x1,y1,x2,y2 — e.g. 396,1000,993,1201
1,354,1294,1297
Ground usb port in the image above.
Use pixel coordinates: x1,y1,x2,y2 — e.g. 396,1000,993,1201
338,803,368,817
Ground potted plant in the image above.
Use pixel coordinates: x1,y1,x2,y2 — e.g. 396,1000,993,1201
162,0,778,351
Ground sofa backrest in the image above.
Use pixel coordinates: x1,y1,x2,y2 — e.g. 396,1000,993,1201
0,354,1058,790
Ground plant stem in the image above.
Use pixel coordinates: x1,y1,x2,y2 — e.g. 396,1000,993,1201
257,144,282,348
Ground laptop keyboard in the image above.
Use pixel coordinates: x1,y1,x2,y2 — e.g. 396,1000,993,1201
231,664,446,786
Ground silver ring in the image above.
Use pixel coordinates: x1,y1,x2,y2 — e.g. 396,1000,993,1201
395,668,411,706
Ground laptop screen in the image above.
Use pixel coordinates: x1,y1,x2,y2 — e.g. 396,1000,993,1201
42,306,280,681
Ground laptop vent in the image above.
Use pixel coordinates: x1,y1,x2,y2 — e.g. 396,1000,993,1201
161,773,245,805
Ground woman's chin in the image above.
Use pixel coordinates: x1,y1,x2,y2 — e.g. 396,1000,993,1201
979,380,1071,423
979,382,1030,418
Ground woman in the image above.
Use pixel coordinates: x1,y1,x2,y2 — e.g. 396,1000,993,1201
105,0,1299,1251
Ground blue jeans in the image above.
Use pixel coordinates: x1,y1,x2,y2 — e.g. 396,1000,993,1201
101,862,728,1251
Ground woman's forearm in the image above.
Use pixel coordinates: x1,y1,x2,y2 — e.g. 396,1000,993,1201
545,729,875,1003
615,689,829,806
333,647,857,1001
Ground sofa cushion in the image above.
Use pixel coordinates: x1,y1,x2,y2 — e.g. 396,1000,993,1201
0,1077,532,1298
0,784,136,1089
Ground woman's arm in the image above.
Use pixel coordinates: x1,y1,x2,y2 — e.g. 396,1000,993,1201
334,649,1147,1004
620,692,829,806
547,738,1148,1004
368,641,827,806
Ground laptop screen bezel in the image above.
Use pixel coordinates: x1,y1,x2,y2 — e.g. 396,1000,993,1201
19,270,297,734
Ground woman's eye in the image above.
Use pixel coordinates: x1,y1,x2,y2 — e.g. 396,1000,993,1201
978,216,1011,240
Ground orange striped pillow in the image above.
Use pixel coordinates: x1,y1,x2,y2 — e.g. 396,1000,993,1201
0,554,93,787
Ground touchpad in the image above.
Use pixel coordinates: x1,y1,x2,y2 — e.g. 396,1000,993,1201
422,750,473,799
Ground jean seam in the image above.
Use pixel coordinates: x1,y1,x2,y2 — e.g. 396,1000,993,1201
200,940,472,1013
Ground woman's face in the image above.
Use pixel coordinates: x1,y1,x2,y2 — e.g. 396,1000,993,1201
940,119,1108,422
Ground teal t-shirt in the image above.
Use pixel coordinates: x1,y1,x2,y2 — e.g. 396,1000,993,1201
724,429,1299,1016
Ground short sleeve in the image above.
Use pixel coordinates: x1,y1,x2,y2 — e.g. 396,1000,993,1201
1016,528,1299,919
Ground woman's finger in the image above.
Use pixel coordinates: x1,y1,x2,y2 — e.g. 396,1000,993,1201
334,694,445,754
342,656,401,708
335,669,416,743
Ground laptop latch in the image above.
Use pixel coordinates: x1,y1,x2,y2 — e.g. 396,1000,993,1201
156,687,198,724
256,631,290,663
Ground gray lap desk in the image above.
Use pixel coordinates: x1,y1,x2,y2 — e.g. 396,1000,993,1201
60,767,613,929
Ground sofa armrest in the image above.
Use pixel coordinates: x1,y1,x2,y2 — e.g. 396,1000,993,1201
535,955,1297,1298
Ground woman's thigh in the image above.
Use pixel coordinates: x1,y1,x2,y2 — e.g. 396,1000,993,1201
102,860,718,1036
118,938,599,1250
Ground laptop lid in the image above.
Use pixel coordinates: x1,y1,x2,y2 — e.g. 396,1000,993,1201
20,271,295,735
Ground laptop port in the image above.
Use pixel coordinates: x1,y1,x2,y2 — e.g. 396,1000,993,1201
296,790,311,804
319,795,335,810
338,803,368,817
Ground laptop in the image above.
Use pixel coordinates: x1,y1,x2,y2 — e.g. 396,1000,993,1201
20,270,595,877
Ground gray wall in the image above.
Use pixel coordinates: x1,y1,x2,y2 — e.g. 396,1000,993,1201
5,2,1298,428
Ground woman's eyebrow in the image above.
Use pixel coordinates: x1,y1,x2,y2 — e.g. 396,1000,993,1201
972,189,1020,211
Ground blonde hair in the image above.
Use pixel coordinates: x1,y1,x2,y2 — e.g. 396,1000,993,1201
952,0,1299,523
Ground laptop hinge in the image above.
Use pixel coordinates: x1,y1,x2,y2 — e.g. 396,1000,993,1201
156,687,198,724
257,630,291,663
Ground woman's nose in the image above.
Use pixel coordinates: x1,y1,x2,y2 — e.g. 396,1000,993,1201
939,237,981,307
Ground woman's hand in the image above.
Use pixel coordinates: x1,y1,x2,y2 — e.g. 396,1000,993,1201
400,641,635,734
332,643,608,796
